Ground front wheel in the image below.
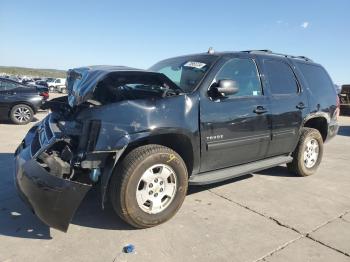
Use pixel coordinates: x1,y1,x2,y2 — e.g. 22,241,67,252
287,128,324,176
109,145,188,228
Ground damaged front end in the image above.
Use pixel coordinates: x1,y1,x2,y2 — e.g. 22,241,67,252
14,97,128,232
14,66,186,232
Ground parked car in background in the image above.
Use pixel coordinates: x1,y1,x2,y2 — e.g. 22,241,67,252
8,76,21,82
23,80,35,85
35,80,49,88
0,78,46,124
21,78,33,85
24,81,49,98
34,81,50,98
45,77,55,83
57,86,68,93
46,79,56,91
339,85,350,115
48,78,67,93
14,50,339,232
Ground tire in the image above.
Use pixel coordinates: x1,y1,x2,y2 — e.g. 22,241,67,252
109,144,188,228
9,104,34,125
287,127,323,176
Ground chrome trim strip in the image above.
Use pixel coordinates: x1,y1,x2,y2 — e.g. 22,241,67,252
207,133,270,151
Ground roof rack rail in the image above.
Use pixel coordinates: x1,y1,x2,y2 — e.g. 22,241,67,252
296,56,313,62
242,49,273,54
241,50,313,62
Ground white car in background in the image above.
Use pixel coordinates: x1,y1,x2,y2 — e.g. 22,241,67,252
48,78,67,93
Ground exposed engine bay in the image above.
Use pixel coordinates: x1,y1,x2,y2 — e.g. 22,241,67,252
29,104,102,185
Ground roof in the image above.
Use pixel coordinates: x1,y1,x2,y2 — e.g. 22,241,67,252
0,77,21,83
240,50,314,62
165,50,316,64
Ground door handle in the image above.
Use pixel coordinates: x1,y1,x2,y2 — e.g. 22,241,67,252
254,106,268,114
296,102,306,110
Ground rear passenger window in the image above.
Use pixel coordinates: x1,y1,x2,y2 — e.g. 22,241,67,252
296,63,335,98
264,60,298,95
215,58,262,97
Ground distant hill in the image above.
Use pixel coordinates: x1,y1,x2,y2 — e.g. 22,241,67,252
0,66,66,78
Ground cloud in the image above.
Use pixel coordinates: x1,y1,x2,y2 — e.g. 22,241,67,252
301,21,309,29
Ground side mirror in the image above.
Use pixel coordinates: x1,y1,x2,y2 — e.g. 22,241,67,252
209,79,239,97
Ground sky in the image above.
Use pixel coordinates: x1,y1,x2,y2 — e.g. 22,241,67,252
0,0,349,84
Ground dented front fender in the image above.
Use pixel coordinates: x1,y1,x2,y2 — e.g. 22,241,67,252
99,135,130,206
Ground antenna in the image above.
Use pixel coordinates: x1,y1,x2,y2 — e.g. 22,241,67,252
208,47,215,54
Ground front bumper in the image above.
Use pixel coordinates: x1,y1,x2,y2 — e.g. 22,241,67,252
325,119,339,143
14,115,91,232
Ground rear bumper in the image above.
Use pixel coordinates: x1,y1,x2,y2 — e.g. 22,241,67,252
14,118,91,232
32,99,45,113
325,120,339,143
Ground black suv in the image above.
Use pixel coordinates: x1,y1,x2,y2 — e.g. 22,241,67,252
0,78,47,124
14,50,339,231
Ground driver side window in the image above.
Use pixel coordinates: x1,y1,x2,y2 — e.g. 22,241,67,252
216,58,262,97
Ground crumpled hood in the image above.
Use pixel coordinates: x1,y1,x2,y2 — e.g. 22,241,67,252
66,65,181,107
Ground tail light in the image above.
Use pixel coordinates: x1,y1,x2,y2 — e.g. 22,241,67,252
40,91,49,100
335,95,340,118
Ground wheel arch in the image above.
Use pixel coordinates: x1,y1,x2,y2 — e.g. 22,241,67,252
122,132,195,176
100,130,196,207
303,115,328,141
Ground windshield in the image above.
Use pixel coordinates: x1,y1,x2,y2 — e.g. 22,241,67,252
149,55,218,93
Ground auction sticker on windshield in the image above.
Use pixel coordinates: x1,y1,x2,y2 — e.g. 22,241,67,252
183,61,207,69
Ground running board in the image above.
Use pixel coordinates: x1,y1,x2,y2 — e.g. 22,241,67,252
189,156,293,185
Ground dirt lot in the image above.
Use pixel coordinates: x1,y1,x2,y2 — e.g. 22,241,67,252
0,99,350,261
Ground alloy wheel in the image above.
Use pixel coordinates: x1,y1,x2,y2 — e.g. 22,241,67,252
13,107,32,123
303,138,319,168
136,164,177,214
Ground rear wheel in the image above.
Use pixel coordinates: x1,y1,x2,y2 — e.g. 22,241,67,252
10,104,34,125
287,128,323,176
109,145,188,228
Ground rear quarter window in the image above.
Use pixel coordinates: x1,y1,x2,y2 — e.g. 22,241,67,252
297,63,336,99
